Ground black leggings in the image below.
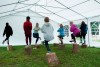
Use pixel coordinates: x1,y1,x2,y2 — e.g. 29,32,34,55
71,34,76,42
4,35,10,45
71,33,80,42
35,37,40,44
80,33,86,39
44,40,51,51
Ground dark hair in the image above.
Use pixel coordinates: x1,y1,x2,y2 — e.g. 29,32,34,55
6,22,9,26
60,24,63,27
44,17,49,22
81,21,85,24
26,16,30,19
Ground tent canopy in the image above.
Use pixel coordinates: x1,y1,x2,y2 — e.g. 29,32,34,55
0,0,100,23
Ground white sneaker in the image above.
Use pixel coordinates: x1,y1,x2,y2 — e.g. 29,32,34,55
33,47,37,49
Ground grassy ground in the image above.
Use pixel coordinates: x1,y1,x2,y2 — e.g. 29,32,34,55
0,44,100,67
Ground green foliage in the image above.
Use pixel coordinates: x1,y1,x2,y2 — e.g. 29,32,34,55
0,45,100,67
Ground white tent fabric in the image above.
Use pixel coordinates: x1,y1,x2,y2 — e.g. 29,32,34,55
0,0,100,47
0,0,100,22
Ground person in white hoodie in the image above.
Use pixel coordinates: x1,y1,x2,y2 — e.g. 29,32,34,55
41,17,54,53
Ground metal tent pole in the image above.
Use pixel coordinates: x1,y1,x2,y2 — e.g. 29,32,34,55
86,18,91,47
55,0,87,19
36,4,70,21
0,0,28,7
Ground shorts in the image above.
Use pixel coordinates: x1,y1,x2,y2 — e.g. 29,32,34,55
58,35,64,39
33,33,39,38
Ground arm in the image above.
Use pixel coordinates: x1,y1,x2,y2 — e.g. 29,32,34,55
10,27,13,36
23,22,25,31
70,26,73,32
57,28,60,32
41,25,45,33
30,23,32,30
3,27,6,37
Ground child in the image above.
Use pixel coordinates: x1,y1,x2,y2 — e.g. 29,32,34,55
70,22,80,43
80,21,88,44
57,24,65,45
2,22,13,45
41,17,54,53
23,16,32,45
33,23,41,48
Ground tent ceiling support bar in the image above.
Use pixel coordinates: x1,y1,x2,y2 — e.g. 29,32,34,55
0,0,40,15
0,0,28,7
0,9,28,18
94,0,100,4
13,0,21,11
20,0,89,10
69,0,90,8
29,9,60,23
55,0,87,19
0,5,31,14
35,4,70,21
27,0,41,10
20,3,66,9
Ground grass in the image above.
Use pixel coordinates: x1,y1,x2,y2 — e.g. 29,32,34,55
0,44,100,67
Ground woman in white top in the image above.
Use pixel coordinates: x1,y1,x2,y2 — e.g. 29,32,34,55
41,17,54,53
33,23,41,45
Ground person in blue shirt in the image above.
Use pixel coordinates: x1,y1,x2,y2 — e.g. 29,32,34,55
57,24,65,45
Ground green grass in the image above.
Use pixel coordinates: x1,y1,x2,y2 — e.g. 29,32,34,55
0,44,100,67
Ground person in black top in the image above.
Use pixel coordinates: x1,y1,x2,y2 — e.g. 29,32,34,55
2,22,13,45
80,21,88,44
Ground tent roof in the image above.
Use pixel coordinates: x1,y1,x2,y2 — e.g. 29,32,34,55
0,0,100,23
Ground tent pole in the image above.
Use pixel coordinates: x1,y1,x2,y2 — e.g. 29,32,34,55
0,0,28,7
86,18,90,47
36,4,70,21
55,0,87,18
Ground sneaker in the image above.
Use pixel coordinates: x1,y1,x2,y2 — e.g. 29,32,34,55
69,40,74,42
79,42,82,44
2,40,5,44
47,51,51,53
39,37,41,40
33,47,37,49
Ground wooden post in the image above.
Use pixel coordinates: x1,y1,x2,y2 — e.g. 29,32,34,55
33,45,40,49
46,52,60,67
7,45,13,51
81,43,87,48
25,45,32,55
53,43,59,47
72,43,79,53
58,44,65,50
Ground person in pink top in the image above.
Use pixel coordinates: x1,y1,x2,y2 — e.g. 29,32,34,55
69,21,80,43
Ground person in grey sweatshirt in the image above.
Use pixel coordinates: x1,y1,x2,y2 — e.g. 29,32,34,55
41,17,54,53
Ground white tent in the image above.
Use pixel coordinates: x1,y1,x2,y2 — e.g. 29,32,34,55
0,0,100,47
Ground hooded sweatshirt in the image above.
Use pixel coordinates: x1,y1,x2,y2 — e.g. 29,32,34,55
23,20,32,36
57,27,65,37
3,25,13,36
80,24,88,34
41,23,54,41
70,24,80,36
